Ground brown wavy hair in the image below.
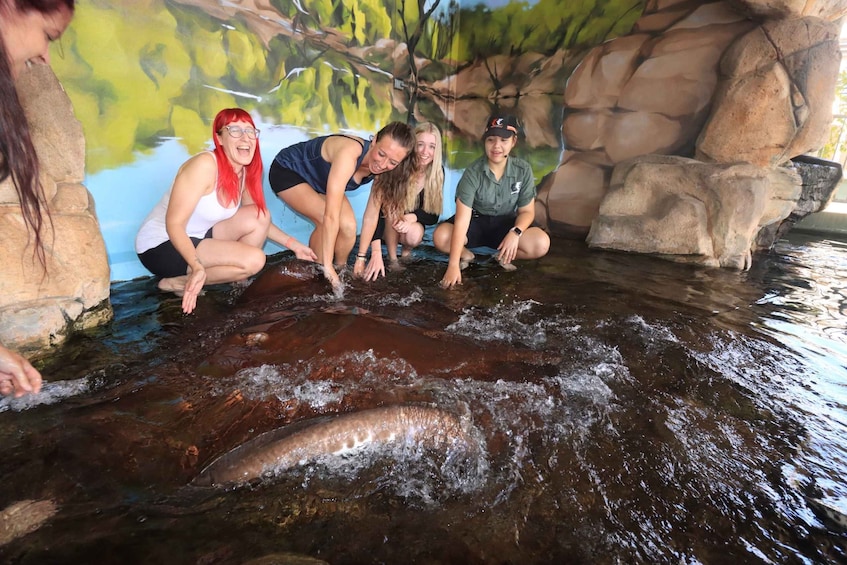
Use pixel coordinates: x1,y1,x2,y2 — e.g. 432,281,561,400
371,150,418,222
0,0,76,268
369,121,416,221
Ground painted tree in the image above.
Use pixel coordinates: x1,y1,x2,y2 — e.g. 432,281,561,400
397,0,443,85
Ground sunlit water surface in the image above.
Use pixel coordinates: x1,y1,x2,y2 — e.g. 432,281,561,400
1,233,846,564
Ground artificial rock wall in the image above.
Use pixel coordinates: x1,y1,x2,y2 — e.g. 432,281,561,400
536,0,845,269
0,64,111,355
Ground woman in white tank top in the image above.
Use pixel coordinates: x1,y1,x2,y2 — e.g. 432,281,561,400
135,108,317,314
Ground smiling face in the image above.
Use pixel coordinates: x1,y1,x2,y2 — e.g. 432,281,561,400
368,137,410,175
216,120,258,170
415,131,437,169
484,134,517,167
0,3,73,80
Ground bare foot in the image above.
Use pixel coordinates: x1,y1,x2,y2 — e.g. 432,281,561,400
399,248,414,263
496,256,518,272
460,250,475,271
388,259,406,272
158,277,186,297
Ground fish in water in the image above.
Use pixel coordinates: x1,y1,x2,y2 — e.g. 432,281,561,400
192,405,481,487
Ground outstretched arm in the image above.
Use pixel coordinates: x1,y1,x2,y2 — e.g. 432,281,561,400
440,200,472,289
267,222,317,262
354,191,385,280
321,139,362,287
165,153,217,313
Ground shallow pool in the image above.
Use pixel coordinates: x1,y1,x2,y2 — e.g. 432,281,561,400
1,233,845,564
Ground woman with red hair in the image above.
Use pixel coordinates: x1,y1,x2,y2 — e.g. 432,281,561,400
136,108,315,314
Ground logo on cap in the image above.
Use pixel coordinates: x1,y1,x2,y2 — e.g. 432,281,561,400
485,115,518,137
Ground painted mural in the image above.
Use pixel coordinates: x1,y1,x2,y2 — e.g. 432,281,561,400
50,0,643,280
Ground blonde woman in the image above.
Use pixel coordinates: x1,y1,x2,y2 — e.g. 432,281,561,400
383,122,444,270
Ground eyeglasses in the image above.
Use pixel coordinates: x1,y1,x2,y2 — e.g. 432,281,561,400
221,125,260,139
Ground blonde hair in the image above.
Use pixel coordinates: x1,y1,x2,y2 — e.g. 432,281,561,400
404,122,444,216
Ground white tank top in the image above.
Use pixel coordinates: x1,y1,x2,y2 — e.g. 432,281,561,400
135,154,242,253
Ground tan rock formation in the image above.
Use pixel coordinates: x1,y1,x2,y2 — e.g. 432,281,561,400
587,154,802,269
538,1,756,236
540,0,843,270
735,0,847,19
697,17,841,166
0,64,111,355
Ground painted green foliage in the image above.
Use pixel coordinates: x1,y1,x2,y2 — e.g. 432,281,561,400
51,0,644,174
451,0,643,62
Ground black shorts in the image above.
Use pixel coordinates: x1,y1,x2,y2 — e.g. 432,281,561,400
372,215,386,242
269,160,308,194
445,212,520,250
137,228,213,278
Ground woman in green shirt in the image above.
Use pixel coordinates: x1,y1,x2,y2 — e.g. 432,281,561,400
434,114,550,288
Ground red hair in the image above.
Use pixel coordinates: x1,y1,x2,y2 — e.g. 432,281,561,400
211,108,266,214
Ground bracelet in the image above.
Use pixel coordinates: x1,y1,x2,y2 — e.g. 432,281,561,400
357,253,367,258
355,256,366,262
284,236,293,248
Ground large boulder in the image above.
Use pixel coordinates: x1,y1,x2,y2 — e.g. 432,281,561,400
0,64,111,355
539,0,844,271
755,154,844,246
734,0,847,19
538,1,756,236
586,154,802,269
696,17,841,166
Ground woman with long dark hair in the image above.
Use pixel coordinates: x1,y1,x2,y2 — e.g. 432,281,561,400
269,122,415,289
0,0,75,397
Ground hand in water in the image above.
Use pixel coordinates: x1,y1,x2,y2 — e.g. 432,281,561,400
323,263,342,291
0,344,42,398
363,254,385,281
440,264,462,289
292,241,318,262
496,231,520,266
182,266,206,314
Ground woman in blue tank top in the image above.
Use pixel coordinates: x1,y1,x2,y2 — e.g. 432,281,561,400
269,122,415,289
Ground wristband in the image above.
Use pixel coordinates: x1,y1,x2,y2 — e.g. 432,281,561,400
356,256,366,262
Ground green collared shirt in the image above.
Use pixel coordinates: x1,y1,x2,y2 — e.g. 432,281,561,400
455,155,536,216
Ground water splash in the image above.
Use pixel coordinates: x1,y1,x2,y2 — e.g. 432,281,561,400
0,377,95,412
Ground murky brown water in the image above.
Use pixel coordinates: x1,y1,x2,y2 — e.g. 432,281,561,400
1,233,846,564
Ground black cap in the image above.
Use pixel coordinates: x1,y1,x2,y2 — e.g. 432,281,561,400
483,114,519,139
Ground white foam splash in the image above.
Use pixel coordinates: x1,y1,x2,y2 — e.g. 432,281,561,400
0,378,92,412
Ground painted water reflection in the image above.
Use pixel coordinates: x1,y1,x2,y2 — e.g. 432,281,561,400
1,232,846,563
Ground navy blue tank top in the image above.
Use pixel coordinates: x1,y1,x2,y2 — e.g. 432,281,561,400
273,134,373,194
